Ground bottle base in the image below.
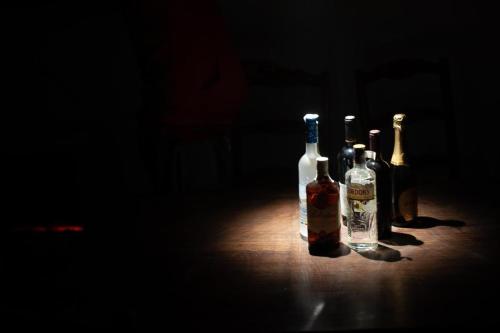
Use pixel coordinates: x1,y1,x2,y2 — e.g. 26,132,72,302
348,242,378,252
378,229,392,240
308,242,340,256
392,217,417,228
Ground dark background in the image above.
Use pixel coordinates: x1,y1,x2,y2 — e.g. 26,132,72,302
1,0,499,330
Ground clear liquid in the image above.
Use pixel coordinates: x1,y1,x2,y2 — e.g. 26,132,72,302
298,144,319,240
299,197,308,240
346,166,378,251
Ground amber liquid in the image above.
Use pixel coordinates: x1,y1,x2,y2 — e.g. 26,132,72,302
306,175,340,255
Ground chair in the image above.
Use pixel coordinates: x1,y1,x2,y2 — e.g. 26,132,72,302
233,60,331,181
355,58,458,177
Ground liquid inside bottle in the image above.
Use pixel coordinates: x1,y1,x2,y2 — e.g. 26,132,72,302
298,114,321,239
346,144,378,251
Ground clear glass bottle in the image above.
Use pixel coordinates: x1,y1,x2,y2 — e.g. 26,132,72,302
336,115,357,226
306,157,340,255
346,144,378,251
298,114,321,240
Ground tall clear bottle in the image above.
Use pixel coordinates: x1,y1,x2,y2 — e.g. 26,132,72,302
298,114,321,240
390,114,418,226
337,115,357,226
346,144,378,251
366,129,392,239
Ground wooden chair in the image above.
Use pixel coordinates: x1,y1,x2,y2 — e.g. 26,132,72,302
355,58,458,177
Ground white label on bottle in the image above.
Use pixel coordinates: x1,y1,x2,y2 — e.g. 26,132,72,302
340,182,349,218
347,183,375,201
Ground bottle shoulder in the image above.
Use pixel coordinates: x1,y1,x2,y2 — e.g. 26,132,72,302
346,167,375,184
337,145,354,159
298,153,319,168
366,159,390,173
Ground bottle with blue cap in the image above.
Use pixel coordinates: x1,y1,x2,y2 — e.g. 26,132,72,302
298,113,321,240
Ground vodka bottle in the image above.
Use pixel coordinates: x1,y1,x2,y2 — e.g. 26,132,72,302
298,114,321,240
346,144,378,251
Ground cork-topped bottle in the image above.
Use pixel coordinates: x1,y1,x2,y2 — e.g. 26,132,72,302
390,114,418,226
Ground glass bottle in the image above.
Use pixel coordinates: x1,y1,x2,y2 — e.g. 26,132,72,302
306,157,340,255
346,144,378,251
336,115,357,226
298,114,321,240
390,114,418,226
366,129,392,239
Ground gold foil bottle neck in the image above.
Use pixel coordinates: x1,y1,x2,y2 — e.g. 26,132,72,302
391,114,406,166
393,113,406,131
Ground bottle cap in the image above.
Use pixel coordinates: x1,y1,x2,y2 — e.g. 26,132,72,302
368,130,381,157
345,115,355,123
353,144,366,163
316,156,329,176
344,115,356,142
393,114,406,130
304,114,319,122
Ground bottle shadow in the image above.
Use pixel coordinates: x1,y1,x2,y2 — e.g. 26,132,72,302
380,231,424,246
355,243,411,262
309,243,351,258
397,216,466,229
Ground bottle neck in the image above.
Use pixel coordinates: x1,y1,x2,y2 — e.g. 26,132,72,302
354,155,366,168
306,142,319,156
317,163,330,179
345,139,355,147
391,127,405,165
345,123,356,143
369,135,380,160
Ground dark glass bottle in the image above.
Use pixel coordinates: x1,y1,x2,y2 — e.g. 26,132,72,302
337,115,357,226
366,129,391,239
306,157,340,255
390,114,418,226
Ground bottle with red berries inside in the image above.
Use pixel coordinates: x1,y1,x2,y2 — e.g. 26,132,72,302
306,157,341,255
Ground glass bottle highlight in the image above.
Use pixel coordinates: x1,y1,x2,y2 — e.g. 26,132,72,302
346,144,378,251
306,157,340,255
298,114,321,240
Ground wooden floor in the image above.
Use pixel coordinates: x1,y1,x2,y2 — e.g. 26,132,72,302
139,180,500,331
1,178,499,331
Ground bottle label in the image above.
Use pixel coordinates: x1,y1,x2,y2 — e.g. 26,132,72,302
340,183,349,218
307,199,340,240
398,187,418,221
347,183,375,201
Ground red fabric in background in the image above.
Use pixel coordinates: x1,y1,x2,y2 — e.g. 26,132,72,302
145,0,247,141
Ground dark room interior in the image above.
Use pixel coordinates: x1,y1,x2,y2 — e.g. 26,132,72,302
1,0,499,331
